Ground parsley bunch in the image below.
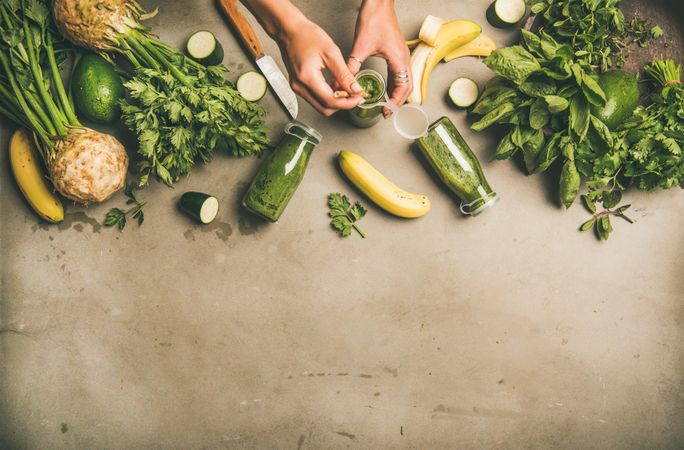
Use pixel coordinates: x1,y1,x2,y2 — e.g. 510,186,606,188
121,62,270,187
616,59,684,191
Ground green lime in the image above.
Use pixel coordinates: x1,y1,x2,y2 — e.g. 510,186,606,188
590,70,639,130
71,53,125,124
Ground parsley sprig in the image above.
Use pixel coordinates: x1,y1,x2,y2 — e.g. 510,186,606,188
104,184,147,231
328,193,367,238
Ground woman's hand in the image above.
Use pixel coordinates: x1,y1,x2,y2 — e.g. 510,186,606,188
242,0,365,116
278,20,366,116
347,0,412,117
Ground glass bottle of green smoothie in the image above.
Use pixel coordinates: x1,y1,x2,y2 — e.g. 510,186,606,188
348,69,386,128
242,121,322,222
416,117,499,215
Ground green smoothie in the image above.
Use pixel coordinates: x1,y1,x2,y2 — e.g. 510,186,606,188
416,117,498,215
242,121,322,222
348,69,386,129
358,74,383,102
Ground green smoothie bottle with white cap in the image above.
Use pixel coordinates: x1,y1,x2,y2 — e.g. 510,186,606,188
416,117,498,216
243,121,322,222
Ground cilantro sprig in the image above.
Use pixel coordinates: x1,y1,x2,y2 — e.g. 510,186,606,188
327,193,367,238
104,184,147,231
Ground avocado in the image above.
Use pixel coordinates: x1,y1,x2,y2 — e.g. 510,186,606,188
71,53,125,124
590,70,639,130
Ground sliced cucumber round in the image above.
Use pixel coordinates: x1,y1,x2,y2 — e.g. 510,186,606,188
487,0,526,28
237,71,267,102
449,78,480,109
179,192,219,224
186,30,224,66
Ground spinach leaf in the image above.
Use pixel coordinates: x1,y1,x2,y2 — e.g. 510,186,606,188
544,95,570,113
581,73,607,107
471,103,516,131
529,99,551,130
485,46,541,85
570,95,590,140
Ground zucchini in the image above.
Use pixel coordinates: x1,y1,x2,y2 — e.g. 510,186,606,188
487,0,526,28
237,71,268,102
186,30,224,66
448,78,480,109
179,192,219,224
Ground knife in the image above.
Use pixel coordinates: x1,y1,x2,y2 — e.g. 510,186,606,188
216,0,299,120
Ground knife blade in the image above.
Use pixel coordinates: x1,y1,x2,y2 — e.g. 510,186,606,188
256,55,298,120
216,0,299,120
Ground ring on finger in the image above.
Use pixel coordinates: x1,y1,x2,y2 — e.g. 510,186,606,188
394,78,410,85
348,55,363,65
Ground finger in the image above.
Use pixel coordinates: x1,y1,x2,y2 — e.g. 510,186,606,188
324,49,363,95
303,70,365,111
291,80,336,117
383,48,412,116
386,79,412,117
347,39,373,76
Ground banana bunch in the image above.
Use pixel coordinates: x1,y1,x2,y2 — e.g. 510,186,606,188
407,15,497,104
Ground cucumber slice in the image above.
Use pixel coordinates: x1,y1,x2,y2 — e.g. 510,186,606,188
186,30,224,66
449,78,480,109
487,0,526,28
179,192,219,224
237,71,267,102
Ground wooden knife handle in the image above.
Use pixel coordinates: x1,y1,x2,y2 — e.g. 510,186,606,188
216,0,265,60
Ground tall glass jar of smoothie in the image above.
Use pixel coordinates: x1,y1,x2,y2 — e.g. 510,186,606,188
242,121,322,222
348,69,386,128
416,117,499,216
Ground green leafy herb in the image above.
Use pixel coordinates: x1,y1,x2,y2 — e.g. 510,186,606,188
579,194,633,241
471,0,682,241
327,193,367,239
528,0,660,71
104,184,147,231
121,62,269,187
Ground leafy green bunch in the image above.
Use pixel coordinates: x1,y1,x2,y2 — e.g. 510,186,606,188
615,60,683,192
121,60,270,187
472,29,612,208
528,0,661,71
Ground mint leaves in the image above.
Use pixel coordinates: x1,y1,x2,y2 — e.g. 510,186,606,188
580,192,633,241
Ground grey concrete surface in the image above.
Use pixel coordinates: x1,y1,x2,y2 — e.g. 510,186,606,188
1,1,683,449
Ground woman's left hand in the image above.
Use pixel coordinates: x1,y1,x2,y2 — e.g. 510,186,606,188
346,0,412,117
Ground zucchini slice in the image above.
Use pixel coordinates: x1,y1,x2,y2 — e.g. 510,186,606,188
237,71,268,102
186,30,225,66
487,0,526,28
449,78,480,109
179,192,220,224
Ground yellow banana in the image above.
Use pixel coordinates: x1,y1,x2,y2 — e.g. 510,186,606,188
10,128,64,223
406,38,421,50
443,34,497,62
338,151,431,219
409,19,482,104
